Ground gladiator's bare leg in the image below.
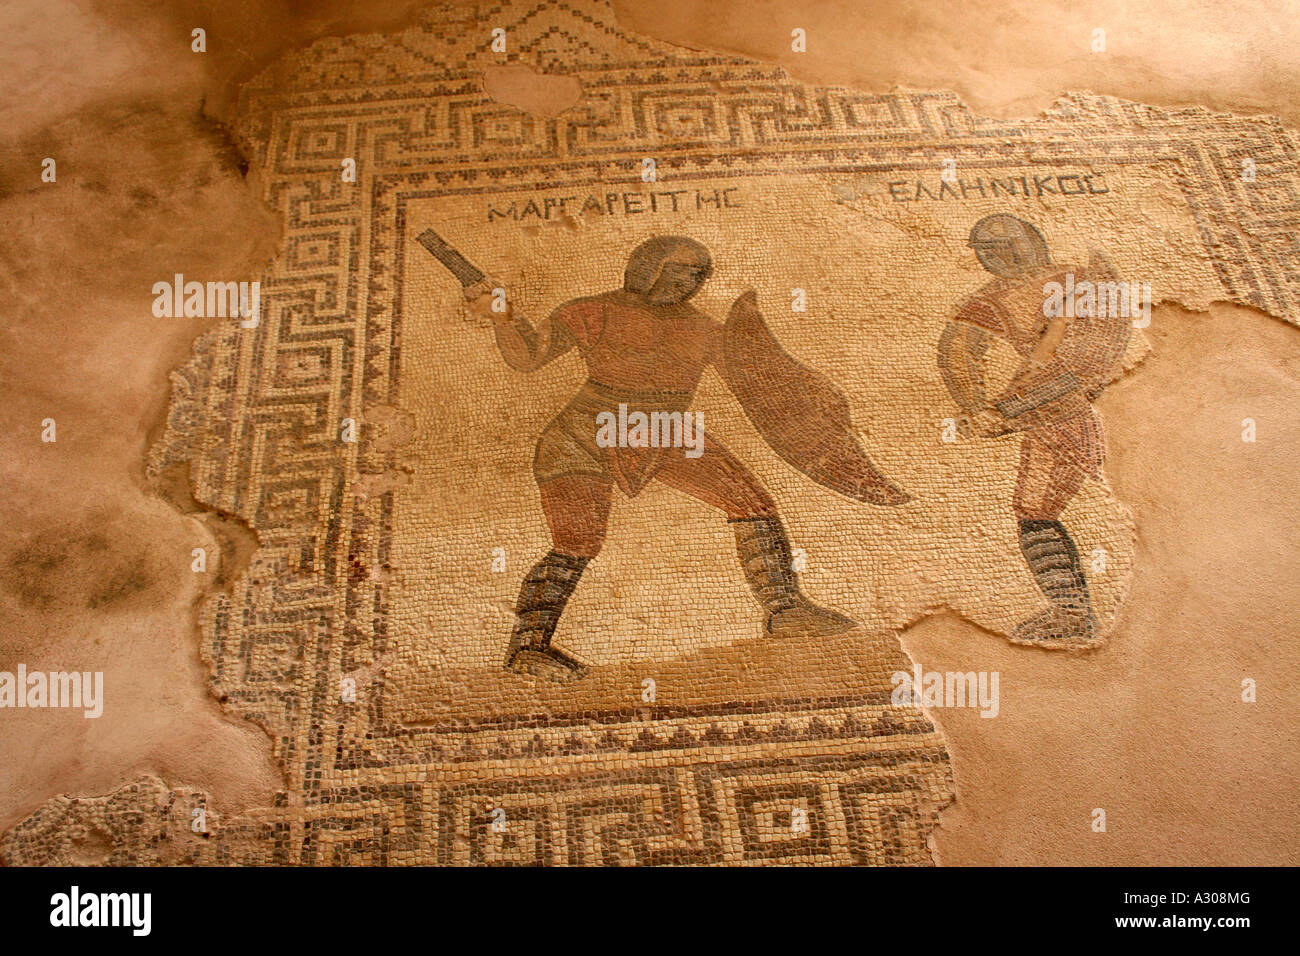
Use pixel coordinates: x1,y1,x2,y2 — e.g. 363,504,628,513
654,432,856,637
505,474,612,682
1010,435,1095,643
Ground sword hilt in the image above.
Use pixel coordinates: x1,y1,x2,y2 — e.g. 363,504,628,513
416,229,487,287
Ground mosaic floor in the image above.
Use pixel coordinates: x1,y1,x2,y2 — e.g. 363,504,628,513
4,0,1298,866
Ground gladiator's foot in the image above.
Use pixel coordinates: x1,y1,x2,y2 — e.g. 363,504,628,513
1014,519,1097,645
766,602,857,638
503,550,591,683
504,644,589,683
1011,605,1096,644
732,514,857,638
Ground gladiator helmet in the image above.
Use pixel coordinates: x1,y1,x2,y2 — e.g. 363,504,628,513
624,236,712,305
967,214,1050,278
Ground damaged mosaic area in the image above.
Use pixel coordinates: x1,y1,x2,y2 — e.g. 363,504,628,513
5,0,1298,865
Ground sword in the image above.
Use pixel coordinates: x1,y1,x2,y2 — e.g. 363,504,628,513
416,228,486,288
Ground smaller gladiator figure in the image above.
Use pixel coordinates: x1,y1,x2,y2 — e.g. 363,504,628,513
420,230,909,682
938,215,1131,644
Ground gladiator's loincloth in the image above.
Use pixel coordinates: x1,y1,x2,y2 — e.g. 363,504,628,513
533,379,696,496
1012,404,1106,520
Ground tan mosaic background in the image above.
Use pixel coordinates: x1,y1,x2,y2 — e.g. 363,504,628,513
389,169,1201,700
1,0,1297,866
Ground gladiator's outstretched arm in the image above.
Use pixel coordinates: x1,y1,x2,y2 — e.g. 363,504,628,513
937,320,993,411
493,308,575,372
993,357,1083,419
995,250,1131,419
996,308,1114,421
417,228,575,373
464,281,575,372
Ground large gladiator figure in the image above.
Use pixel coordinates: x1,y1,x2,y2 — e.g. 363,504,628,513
422,231,909,682
938,214,1131,643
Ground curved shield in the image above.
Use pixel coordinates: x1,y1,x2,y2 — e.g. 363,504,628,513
721,292,911,506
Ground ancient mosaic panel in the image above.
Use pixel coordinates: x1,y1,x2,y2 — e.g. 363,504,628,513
6,0,1298,866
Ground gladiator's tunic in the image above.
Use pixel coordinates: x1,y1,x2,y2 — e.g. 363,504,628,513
519,290,776,556
952,265,1130,519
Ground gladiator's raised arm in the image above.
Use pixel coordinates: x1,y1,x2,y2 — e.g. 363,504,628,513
493,303,576,372
468,283,577,372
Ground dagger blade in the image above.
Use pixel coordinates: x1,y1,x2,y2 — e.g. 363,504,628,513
416,229,486,287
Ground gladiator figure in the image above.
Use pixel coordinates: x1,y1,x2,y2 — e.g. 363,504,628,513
422,232,910,682
938,214,1131,643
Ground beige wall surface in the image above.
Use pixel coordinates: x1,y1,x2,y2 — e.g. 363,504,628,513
0,0,1296,865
